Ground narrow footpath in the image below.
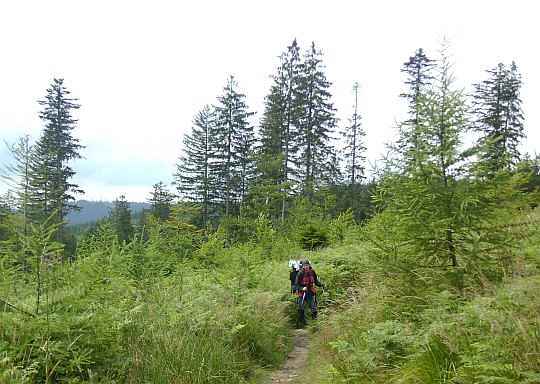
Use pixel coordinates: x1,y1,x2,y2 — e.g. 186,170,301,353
264,328,309,383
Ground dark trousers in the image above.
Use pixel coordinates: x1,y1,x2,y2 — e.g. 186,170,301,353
297,293,317,319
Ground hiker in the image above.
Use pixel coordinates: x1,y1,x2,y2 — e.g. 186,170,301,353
294,260,324,327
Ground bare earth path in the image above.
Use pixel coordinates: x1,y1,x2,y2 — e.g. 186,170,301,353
264,328,309,383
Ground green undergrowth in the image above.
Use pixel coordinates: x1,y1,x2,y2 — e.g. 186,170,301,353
2,206,539,383
292,209,540,383
121,266,291,383
0,222,301,383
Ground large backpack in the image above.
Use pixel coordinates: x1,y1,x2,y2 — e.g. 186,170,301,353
288,260,301,292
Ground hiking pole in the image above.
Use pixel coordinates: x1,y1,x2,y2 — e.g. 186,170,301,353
295,294,304,328
296,291,306,328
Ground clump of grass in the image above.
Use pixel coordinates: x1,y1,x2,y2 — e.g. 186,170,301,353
121,252,292,383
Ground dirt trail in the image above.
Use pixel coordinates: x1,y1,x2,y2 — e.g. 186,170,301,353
264,328,309,383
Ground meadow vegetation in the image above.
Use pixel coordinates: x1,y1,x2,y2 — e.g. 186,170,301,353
2,198,540,383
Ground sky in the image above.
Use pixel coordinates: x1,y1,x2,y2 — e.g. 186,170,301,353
1,1,538,202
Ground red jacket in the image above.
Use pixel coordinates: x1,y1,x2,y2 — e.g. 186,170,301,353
294,267,322,297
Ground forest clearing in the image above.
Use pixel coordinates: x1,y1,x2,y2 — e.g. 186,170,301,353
2,19,540,383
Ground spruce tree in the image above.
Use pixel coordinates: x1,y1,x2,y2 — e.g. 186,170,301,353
30,78,84,244
174,105,217,227
212,76,255,216
232,100,257,216
1,136,35,271
471,61,525,176
295,42,339,196
422,42,467,185
418,40,469,266
378,38,469,268
257,39,302,222
110,195,134,245
342,82,367,209
398,48,436,170
148,182,175,222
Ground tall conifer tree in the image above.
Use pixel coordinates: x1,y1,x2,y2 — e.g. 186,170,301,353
257,39,302,222
148,182,175,222
378,38,469,268
295,42,339,196
110,195,134,245
342,82,366,207
398,48,436,170
174,105,216,227
415,39,469,266
212,76,255,216
30,78,84,243
1,136,35,271
472,61,525,176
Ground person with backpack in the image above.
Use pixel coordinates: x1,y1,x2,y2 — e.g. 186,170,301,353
294,260,325,327
289,260,301,293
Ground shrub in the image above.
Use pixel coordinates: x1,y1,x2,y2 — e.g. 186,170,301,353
328,209,356,244
297,223,329,250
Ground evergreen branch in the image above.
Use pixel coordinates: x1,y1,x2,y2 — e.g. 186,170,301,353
0,298,35,317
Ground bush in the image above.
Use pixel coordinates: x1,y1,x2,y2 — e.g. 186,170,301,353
328,209,356,244
297,223,329,251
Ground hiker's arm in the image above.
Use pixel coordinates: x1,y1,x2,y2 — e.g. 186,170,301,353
293,272,305,292
313,271,325,288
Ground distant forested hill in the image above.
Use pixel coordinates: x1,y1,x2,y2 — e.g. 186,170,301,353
66,200,150,225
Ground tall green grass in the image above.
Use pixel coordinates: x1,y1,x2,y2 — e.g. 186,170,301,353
121,264,292,383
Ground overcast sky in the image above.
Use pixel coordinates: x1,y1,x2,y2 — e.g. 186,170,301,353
1,1,538,202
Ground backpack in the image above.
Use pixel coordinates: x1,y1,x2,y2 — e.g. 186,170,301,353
288,260,301,292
